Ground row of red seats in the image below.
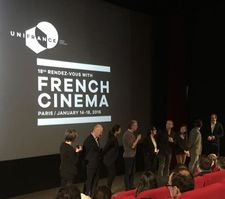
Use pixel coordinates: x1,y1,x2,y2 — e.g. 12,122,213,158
112,170,225,199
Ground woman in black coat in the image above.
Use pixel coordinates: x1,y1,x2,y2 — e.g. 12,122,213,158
175,124,188,165
103,124,121,190
59,129,82,186
143,126,159,173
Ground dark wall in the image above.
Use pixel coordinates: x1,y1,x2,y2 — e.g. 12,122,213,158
186,3,225,155
151,15,188,131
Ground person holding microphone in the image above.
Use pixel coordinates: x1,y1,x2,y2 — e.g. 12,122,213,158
122,120,142,190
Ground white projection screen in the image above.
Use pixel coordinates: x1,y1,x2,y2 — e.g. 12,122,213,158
0,0,152,161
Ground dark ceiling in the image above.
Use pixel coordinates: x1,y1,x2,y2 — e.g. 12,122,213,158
104,0,223,15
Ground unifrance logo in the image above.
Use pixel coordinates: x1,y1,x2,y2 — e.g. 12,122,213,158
10,21,59,54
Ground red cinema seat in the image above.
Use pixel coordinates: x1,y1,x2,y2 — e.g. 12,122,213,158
203,170,225,186
194,176,205,189
179,183,225,199
136,186,170,199
112,189,135,199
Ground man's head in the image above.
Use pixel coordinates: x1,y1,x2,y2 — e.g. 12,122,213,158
93,186,111,199
56,184,81,199
196,155,212,173
180,124,187,134
166,120,174,131
211,113,218,124
92,124,103,138
128,120,138,132
168,169,194,199
194,119,203,129
136,171,158,196
216,156,225,170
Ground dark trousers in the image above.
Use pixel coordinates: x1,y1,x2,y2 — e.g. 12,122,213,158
189,153,199,174
61,176,74,187
106,163,116,190
144,153,157,173
85,167,99,197
207,143,219,156
158,153,172,177
124,157,136,190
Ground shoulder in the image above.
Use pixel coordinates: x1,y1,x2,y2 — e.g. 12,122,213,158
217,122,223,127
85,134,93,141
84,135,93,145
60,142,67,149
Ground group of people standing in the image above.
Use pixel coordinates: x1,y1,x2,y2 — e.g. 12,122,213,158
59,113,224,197
59,124,121,197
143,113,224,177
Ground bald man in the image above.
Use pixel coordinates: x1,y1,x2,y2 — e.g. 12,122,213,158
83,124,103,197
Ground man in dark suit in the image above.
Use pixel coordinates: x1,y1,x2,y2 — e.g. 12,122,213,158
185,119,203,174
205,113,224,156
157,120,175,177
83,124,103,197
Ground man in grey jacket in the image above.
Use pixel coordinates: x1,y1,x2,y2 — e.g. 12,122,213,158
185,119,203,174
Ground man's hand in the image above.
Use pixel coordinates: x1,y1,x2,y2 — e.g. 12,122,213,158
208,136,212,141
168,137,174,143
211,135,216,140
184,150,190,157
137,134,142,141
75,145,83,152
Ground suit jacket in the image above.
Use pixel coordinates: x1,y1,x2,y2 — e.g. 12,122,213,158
187,127,202,155
103,135,119,166
83,134,101,169
158,129,175,155
206,122,224,145
143,135,157,156
60,142,78,178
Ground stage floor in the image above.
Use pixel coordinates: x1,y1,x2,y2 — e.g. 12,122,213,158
9,172,142,199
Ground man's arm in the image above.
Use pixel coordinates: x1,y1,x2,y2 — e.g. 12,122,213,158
132,134,142,149
216,123,224,138
187,129,197,150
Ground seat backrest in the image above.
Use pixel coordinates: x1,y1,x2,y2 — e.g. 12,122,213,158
112,189,136,199
137,186,170,199
203,170,225,185
179,183,225,199
194,176,205,189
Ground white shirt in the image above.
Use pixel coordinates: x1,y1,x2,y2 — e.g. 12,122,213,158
211,123,216,134
150,134,158,153
91,133,100,147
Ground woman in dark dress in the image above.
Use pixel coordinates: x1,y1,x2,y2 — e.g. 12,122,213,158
175,124,188,165
59,129,82,186
143,126,159,173
103,124,121,190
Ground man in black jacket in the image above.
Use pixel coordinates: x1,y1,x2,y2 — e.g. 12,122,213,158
205,113,224,156
157,120,175,177
83,124,103,197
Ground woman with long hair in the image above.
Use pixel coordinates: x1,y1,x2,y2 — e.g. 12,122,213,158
143,126,159,173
